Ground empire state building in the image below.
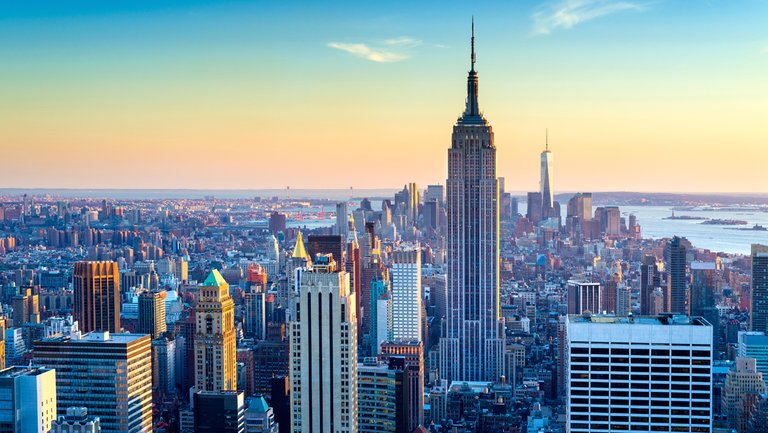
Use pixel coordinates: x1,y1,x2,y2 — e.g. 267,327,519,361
440,21,505,382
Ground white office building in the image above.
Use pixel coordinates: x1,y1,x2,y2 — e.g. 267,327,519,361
391,248,422,342
289,255,358,433
567,314,713,433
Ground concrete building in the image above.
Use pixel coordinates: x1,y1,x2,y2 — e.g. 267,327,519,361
50,407,101,433
357,359,402,433
722,357,765,433
138,290,166,339
567,281,602,315
442,22,505,383
34,332,152,433
0,366,57,433
379,341,424,431
195,270,237,391
391,248,422,342
739,331,768,380
244,396,278,433
289,254,358,433
73,261,121,333
566,314,713,433
193,390,246,433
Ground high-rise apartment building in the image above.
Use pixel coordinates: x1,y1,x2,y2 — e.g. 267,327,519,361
441,21,505,383
290,255,358,433
34,332,152,433
567,281,602,315
391,248,422,342
0,366,57,433
751,244,768,333
138,290,167,339
566,314,713,433
666,236,688,314
195,270,237,391
73,261,120,333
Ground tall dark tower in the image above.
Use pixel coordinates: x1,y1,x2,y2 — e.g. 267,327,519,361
441,20,505,382
666,236,687,314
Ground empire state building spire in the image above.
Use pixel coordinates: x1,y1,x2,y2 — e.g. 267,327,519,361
461,17,484,124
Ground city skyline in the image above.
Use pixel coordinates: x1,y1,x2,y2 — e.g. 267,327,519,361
2,1,767,192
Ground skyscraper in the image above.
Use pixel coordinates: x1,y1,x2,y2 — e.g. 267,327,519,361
751,244,768,333
567,280,602,315
379,341,424,431
289,255,358,433
0,366,57,433
690,261,719,354
391,248,422,342
566,314,713,433
73,261,121,333
640,255,660,316
666,236,688,314
335,202,348,237
441,20,505,383
34,332,153,433
138,290,167,339
195,269,237,391
540,131,554,219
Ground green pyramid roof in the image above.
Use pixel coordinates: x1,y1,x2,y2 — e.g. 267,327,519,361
202,269,228,287
247,396,270,413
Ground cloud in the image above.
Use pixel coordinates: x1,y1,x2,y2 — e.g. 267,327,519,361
382,36,422,48
532,0,647,36
327,42,409,62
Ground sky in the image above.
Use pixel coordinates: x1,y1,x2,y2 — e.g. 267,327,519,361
1,0,767,193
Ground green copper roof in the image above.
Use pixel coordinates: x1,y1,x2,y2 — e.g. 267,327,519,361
202,269,228,287
248,396,270,413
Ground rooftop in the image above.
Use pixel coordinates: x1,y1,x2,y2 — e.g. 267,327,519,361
0,366,52,378
569,313,710,326
41,331,149,344
202,269,228,287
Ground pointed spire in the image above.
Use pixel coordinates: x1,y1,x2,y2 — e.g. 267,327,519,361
460,17,482,123
546,128,549,151
292,230,308,259
471,16,476,72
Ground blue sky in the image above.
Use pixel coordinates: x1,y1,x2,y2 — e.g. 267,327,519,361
1,0,766,191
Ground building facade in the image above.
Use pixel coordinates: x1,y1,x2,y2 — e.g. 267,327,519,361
0,366,57,433
391,248,422,342
566,314,713,433
289,256,358,433
73,261,120,333
195,270,237,391
441,21,505,384
34,332,152,433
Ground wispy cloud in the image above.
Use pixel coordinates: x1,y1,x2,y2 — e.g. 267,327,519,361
532,0,647,36
327,36,422,63
382,36,422,48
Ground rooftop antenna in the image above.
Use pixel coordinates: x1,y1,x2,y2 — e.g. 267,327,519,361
546,128,549,151
471,16,476,71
